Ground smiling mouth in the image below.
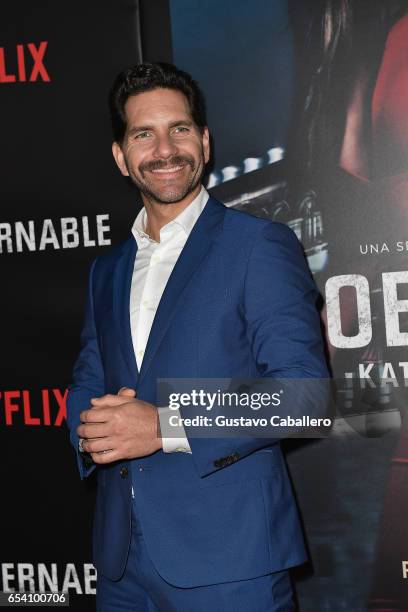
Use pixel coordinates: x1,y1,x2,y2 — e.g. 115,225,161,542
150,165,185,175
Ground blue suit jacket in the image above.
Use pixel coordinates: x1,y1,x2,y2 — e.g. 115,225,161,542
67,197,328,587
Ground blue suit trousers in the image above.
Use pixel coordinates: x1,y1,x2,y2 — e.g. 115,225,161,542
96,500,295,612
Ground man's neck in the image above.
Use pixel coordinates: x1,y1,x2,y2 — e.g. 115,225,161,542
142,185,202,242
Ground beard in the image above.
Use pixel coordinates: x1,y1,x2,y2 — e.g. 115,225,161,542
128,153,205,205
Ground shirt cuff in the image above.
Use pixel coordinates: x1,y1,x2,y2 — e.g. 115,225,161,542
158,407,192,454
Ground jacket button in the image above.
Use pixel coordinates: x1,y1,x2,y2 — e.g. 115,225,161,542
119,466,128,478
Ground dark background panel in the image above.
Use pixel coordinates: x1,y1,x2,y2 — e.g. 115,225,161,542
1,2,142,610
139,0,172,62
1,1,143,386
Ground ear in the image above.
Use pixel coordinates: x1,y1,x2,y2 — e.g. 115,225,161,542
202,127,210,164
112,141,129,176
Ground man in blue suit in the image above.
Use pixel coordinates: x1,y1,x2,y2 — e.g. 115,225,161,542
67,62,328,611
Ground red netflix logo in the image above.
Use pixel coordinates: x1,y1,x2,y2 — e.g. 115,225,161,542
0,41,50,83
1,389,66,426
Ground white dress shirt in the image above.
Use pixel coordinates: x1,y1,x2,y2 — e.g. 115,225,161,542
130,186,209,453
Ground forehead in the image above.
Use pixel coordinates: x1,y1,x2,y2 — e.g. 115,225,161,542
124,88,193,127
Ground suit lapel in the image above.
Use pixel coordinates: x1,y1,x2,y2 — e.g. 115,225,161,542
113,237,139,381
139,197,226,383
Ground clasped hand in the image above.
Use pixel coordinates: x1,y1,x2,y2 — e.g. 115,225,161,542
76,388,162,464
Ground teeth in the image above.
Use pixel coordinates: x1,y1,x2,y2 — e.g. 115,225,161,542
151,166,183,173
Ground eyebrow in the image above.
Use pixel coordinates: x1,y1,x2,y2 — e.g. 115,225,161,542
126,119,194,138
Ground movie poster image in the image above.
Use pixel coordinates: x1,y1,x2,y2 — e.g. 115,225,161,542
170,1,408,610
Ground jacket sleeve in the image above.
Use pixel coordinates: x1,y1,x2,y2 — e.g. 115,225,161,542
183,221,329,478
66,259,105,479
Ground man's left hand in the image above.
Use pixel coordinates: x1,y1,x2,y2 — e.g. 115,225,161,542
77,390,162,464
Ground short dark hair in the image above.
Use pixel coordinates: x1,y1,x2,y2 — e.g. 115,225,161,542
108,62,207,143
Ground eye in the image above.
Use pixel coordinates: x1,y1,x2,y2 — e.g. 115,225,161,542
135,131,151,139
173,126,190,134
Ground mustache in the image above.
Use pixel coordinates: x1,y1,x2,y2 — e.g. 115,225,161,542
140,155,195,173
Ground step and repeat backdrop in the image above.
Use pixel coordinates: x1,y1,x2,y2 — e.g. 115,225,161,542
0,1,142,610
2,0,408,610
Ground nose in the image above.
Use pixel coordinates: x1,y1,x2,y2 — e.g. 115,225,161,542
153,132,178,160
